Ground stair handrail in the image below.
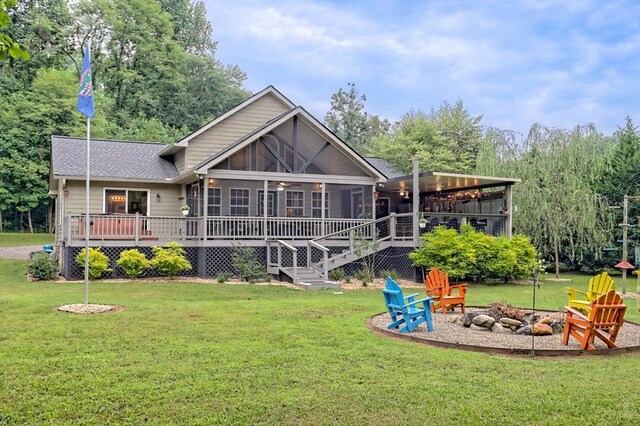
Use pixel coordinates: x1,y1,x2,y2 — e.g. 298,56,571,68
308,240,330,279
267,239,298,284
311,212,413,244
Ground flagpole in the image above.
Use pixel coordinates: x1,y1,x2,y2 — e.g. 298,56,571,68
84,116,90,305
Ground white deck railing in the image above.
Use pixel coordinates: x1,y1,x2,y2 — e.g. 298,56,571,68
66,214,371,243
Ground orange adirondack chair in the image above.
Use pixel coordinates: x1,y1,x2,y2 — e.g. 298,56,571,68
424,268,467,313
562,290,627,350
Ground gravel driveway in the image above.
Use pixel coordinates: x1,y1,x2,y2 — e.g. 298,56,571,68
0,245,46,260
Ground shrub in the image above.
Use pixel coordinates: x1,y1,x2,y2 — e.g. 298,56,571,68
116,249,150,278
75,248,111,280
217,272,231,284
151,242,192,278
231,246,267,282
27,252,58,280
410,225,537,283
355,268,374,286
328,268,345,281
379,269,398,280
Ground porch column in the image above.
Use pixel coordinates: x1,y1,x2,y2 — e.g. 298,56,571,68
321,182,326,235
371,184,376,220
505,184,513,238
412,156,420,245
263,180,269,240
202,176,208,241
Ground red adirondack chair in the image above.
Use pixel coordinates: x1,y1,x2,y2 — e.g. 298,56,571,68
424,268,467,313
562,290,627,350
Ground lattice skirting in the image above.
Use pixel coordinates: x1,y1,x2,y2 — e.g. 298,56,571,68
61,245,420,282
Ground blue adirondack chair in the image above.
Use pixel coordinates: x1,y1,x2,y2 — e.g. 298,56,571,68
382,277,434,333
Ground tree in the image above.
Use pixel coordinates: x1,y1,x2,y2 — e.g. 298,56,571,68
0,0,30,65
324,82,389,152
476,123,612,277
368,100,483,174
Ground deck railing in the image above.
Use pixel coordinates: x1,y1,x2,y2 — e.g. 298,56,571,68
418,213,507,236
66,214,371,243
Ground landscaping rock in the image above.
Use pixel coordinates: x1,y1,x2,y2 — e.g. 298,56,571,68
470,324,489,332
449,315,462,324
548,312,564,321
533,323,553,336
472,314,495,328
515,325,532,335
500,318,522,327
538,316,554,325
551,321,564,334
491,323,512,334
462,312,479,327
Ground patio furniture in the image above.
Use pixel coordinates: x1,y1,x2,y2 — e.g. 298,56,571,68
382,277,434,333
566,272,615,314
424,267,467,313
562,290,627,350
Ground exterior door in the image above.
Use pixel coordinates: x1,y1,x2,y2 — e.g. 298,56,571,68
376,198,390,218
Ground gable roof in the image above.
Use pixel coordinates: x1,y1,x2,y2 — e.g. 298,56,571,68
159,86,296,156
191,106,386,180
51,136,179,181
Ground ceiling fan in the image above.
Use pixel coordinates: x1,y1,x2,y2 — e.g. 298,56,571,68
271,182,301,191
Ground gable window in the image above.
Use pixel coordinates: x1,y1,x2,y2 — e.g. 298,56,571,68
286,190,304,217
312,191,329,218
208,187,221,216
257,190,277,217
104,189,149,215
229,188,250,216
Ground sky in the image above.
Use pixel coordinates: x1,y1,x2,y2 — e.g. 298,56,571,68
204,0,640,136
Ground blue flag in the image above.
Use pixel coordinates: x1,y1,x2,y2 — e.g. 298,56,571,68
76,44,95,118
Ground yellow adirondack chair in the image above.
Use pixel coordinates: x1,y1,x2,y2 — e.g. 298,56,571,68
566,272,615,314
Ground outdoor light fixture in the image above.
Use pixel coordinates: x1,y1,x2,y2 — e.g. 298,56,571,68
435,185,442,192
208,178,215,185
156,193,161,202
277,182,285,191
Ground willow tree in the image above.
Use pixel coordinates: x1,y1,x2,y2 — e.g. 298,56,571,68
477,124,612,277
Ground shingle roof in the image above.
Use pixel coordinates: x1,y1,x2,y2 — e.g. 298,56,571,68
363,157,404,179
51,136,179,181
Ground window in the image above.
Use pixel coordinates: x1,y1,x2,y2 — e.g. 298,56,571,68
257,190,277,217
286,190,304,217
312,191,329,218
104,189,149,215
229,188,250,216
208,187,221,216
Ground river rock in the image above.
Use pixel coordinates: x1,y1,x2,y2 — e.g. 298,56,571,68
462,312,479,327
538,316,553,325
515,325,532,335
548,312,564,321
550,321,564,334
470,324,489,332
449,315,462,324
533,323,553,336
491,322,512,334
472,314,496,328
500,318,522,327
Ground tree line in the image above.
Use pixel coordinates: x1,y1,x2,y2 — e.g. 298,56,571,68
0,0,249,232
324,83,639,274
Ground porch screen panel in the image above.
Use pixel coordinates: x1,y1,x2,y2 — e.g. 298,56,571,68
208,187,221,216
229,188,250,216
286,190,304,217
312,191,329,218
229,146,250,170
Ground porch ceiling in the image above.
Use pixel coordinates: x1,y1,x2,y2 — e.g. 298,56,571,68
380,172,520,194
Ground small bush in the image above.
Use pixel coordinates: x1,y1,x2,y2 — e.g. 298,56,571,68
75,248,111,280
116,249,150,278
232,246,267,282
151,242,192,278
355,268,374,286
380,269,398,280
217,272,231,284
27,252,58,280
328,268,345,281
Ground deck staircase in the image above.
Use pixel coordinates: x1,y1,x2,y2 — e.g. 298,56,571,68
267,213,414,290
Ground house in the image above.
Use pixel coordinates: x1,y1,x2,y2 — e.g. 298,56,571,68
50,86,519,287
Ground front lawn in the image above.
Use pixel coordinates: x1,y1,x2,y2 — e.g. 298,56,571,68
1,260,638,424
0,232,54,247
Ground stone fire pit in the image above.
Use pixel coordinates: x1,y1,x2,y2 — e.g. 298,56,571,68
456,302,564,336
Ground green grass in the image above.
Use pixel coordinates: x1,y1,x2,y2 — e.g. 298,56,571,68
1,261,639,425
0,232,54,247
